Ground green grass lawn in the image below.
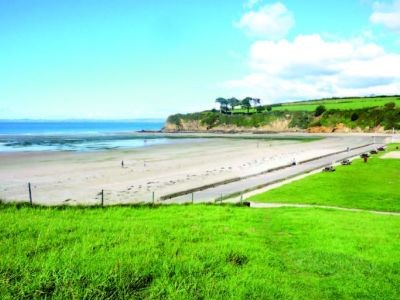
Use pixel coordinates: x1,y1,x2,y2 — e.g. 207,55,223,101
0,204,399,299
273,96,400,112
230,96,399,113
250,144,400,212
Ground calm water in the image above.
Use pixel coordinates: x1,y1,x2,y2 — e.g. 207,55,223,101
0,120,173,152
0,120,164,135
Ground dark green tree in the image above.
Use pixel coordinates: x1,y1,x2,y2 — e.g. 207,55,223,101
315,105,326,117
266,105,272,112
215,98,229,113
241,97,252,113
256,106,265,113
227,98,241,111
351,112,359,121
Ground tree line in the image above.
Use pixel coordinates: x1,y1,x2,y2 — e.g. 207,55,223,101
215,97,272,114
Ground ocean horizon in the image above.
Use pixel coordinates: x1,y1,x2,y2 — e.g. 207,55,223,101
0,120,169,152
0,119,165,135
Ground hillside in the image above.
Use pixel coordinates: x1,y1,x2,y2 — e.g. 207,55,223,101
271,95,400,112
165,96,400,133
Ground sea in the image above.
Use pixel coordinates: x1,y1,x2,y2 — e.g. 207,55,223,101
0,120,175,152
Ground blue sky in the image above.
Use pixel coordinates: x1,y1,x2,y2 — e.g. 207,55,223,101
0,0,399,119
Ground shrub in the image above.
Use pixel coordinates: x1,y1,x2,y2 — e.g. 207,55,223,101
289,111,314,129
266,106,272,112
315,105,326,117
200,112,219,128
310,120,322,127
351,112,359,121
256,106,265,113
385,102,396,110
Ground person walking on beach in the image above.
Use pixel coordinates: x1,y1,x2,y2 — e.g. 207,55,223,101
121,160,124,168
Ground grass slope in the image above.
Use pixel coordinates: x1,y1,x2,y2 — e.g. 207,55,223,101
273,96,400,112
0,204,399,299
250,144,400,212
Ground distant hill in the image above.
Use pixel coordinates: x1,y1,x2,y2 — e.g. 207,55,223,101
165,96,400,133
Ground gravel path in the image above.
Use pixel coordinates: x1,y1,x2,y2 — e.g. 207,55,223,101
250,202,400,216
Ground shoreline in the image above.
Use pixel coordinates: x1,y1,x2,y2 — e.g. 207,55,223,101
0,131,395,157
0,131,323,154
1,134,392,206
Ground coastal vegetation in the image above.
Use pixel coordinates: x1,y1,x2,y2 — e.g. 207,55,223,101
166,96,400,132
250,143,400,212
1,203,399,299
167,101,399,132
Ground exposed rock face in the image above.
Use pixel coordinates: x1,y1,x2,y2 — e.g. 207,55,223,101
165,119,394,133
333,123,353,133
164,120,208,132
307,126,333,133
258,119,297,132
372,125,385,133
307,123,387,134
164,118,302,133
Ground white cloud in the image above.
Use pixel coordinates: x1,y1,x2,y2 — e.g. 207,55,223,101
237,2,294,39
222,34,400,102
370,0,400,31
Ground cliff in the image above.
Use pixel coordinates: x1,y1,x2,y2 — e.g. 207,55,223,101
164,107,400,133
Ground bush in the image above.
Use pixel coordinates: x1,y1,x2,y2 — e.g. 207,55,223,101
200,112,219,128
351,112,359,121
266,106,272,112
256,106,265,113
289,111,314,129
385,102,396,110
315,105,326,117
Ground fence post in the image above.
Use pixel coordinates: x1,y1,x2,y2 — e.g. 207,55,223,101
240,193,243,204
101,189,104,207
28,182,32,206
152,191,155,204
191,192,194,204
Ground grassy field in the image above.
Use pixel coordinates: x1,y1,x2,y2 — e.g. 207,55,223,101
230,96,400,113
250,144,400,212
272,96,400,112
0,204,399,299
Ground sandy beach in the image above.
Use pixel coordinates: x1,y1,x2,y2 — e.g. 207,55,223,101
0,134,381,205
